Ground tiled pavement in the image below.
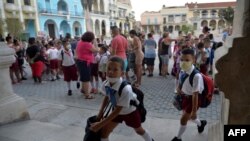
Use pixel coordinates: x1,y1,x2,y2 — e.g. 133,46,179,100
13,58,222,122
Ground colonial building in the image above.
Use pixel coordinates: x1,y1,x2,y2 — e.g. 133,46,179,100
89,0,110,38
37,0,85,38
140,11,161,34
116,0,135,34
0,0,39,38
186,2,236,34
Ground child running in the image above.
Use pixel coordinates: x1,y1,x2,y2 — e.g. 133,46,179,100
90,56,154,141
58,39,78,96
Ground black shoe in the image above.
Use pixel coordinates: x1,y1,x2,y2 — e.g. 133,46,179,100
68,90,72,96
22,77,27,80
198,120,207,133
148,74,153,77
56,75,61,80
171,137,182,141
142,73,146,76
152,139,154,141
76,82,80,89
50,79,55,81
167,73,170,75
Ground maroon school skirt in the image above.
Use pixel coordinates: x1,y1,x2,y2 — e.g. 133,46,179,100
62,65,78,82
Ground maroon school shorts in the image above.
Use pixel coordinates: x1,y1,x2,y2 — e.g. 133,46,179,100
112,109,141,128
50,59,59,69
91,63,98,77
182,95,199,114
62,65,78,82
10,59,19,70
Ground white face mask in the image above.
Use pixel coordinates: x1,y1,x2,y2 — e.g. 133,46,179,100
107,77,120,83
180,61,193,72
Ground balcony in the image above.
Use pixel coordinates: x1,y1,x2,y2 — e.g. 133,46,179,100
39,8,83,17
109,3,117,9
22,5,35,13
91,10,109,15
4,3,19,12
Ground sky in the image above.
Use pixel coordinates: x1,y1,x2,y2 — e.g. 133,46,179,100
130,0,236,21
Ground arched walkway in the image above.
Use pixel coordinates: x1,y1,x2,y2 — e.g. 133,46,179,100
73,21,82,37
95,19,100,36
60,20,71,37
201,20,208,27
44,19,58,38
101,20,106,36
209,20,217,30
175,25,180,31
218,20,225,28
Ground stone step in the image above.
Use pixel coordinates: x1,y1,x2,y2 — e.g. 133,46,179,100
0,118,209,141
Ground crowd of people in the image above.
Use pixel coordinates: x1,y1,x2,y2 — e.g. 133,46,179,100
2,25,224,141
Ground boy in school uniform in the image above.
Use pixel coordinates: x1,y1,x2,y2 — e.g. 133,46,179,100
172,48,207,141
98,46,109,82
58,39,78,96
90,56,154,141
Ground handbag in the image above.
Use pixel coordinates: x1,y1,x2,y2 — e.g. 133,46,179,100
83,102,113,141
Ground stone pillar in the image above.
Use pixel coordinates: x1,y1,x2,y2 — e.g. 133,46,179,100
214,0,250,124
0,42,30,125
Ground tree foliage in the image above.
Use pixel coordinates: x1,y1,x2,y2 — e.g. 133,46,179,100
181,24,193,34
219,6,234,26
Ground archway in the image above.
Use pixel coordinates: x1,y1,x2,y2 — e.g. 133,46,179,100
101,20,106,36
209,20,217,30
168,25,173,33
73,21,82,37
57,0,68,14
175,25,180,31
201,20,208,27
95,19,100,36
60,20,71,37
44,19,58,38
218,19,225,28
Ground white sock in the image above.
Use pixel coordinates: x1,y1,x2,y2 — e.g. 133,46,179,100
177,125,187,139
91,81,95,88
95,80,99,89
67,82,71,90
101,138,109,141
141,131,152,141
192,118,201,126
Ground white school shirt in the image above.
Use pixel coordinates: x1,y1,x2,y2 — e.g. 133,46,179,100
181,65,204,95
101,78,138,115
98,53,108,72
58,49,75,67
47,47,59,60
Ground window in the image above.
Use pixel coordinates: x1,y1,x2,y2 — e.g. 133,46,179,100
193,23,198,30
7,0,14,3
168,15,174,22
24,0,31,5
182,15,186,21
147,18,150,25
74,5,78,16
154,18,158,24
163,17,166,24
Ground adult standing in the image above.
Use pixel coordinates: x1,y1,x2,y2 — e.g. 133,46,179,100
26,37,44,84
129,30,144,87
76,32,99,99
144,33,157,77
110,26,128,71
158,32,168,76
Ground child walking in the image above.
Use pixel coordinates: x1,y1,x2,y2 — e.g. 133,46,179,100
172,48,207,141
90,56,154,141
58,39,78,96
47,41,59,81
98,46,109,82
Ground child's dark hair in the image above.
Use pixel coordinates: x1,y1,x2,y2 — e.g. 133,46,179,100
109,56,125,70
101,46,108,52
197,42,204,49
48,41,54,46
182,48,195,56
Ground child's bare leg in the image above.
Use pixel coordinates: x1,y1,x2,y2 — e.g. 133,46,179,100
101,121,119,140
134,126,152,141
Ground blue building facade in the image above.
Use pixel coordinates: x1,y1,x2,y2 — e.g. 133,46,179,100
37,0,85,38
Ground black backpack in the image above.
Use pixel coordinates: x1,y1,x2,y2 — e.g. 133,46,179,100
118,81,147,123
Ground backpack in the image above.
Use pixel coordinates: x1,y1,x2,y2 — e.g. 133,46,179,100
118,81,147,123
181,69,214,108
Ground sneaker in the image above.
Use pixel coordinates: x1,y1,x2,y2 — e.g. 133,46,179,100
68,90,72,96
22,77,27,80
76,82,80,89
142,73,146,76
171,137,182,141
198,120,207,133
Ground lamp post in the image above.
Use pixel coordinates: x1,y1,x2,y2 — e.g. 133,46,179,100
81,0,93,32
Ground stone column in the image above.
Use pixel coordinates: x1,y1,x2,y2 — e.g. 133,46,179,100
0,42,30,125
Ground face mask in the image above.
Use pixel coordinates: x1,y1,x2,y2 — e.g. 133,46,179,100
180,61,193,71
107,77,120,83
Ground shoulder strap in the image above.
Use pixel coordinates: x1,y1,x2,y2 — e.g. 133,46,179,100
118,81,129,96
180,72,189,89
189,69,199,87
61,50,64,60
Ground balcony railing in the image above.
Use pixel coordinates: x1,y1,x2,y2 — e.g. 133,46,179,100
90,10,109,15
39,8,83,17
109,3,117,9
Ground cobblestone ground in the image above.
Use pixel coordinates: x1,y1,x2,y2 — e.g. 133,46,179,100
13,58,222,122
